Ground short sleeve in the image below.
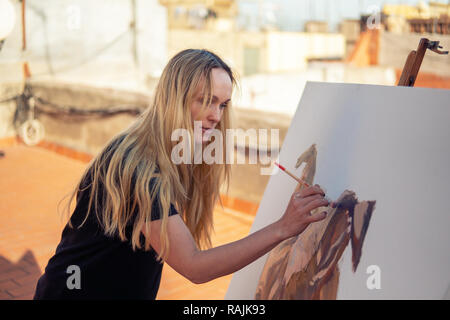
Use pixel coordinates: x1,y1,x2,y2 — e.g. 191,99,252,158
148,177,179,221
150,201,179,221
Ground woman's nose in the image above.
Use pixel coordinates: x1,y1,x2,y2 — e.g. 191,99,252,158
207,105,222,123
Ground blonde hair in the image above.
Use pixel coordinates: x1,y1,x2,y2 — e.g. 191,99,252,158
61,49,236,260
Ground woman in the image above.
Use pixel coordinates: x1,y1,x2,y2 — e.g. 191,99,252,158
33,49,332,299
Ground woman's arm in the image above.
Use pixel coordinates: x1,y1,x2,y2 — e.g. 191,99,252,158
144,185,332,284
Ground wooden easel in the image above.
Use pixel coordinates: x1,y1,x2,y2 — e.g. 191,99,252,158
397,38,448,87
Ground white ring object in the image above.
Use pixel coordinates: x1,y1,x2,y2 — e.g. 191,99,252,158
20,119,45,146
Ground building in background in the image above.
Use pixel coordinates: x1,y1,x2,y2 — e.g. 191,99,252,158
383,1,450,34
159,0,345,76
304,21,329,33
339,19,361,58
160,0,238,31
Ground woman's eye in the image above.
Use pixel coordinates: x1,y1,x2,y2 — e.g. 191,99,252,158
219,102,228,109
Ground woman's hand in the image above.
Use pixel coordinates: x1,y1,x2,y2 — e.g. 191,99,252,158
146,184,336,284
276,185,333,240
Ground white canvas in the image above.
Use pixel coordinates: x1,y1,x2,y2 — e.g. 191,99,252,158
226,82,450,300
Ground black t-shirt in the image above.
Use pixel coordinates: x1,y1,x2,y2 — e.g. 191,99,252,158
33,144,178,300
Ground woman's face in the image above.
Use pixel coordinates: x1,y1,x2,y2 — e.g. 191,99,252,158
190,68,232,143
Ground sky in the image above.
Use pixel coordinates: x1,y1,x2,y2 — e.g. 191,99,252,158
238,0,450,31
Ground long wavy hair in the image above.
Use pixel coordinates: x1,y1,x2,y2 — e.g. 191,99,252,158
61,49,236,260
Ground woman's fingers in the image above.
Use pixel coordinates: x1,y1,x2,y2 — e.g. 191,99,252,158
282,187,331,239
307,210,328,223
295,193,324,206
297,185,325,198
301,197,330,214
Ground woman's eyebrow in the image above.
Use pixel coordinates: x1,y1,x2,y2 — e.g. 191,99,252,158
201,95,231,104
217,97,231,104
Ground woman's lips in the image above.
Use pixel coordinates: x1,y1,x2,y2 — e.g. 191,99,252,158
202,127,214,141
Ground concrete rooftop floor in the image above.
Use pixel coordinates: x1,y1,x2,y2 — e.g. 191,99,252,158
0,140,254,300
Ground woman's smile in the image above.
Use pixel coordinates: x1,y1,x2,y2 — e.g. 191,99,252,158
201,126,214,141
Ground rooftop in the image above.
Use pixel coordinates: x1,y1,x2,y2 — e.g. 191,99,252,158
0,138,254,300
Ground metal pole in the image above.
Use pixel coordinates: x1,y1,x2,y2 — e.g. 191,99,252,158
22,0,26,50
131,0,139,68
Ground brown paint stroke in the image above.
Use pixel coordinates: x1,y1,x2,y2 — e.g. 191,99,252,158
255,144,376,300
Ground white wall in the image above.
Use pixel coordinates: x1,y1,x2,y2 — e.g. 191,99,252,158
236,63,396,115
265,32,346,72
0,0,167,90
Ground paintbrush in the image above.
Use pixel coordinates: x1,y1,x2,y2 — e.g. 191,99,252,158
274,162,310,187
274,161,334,206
